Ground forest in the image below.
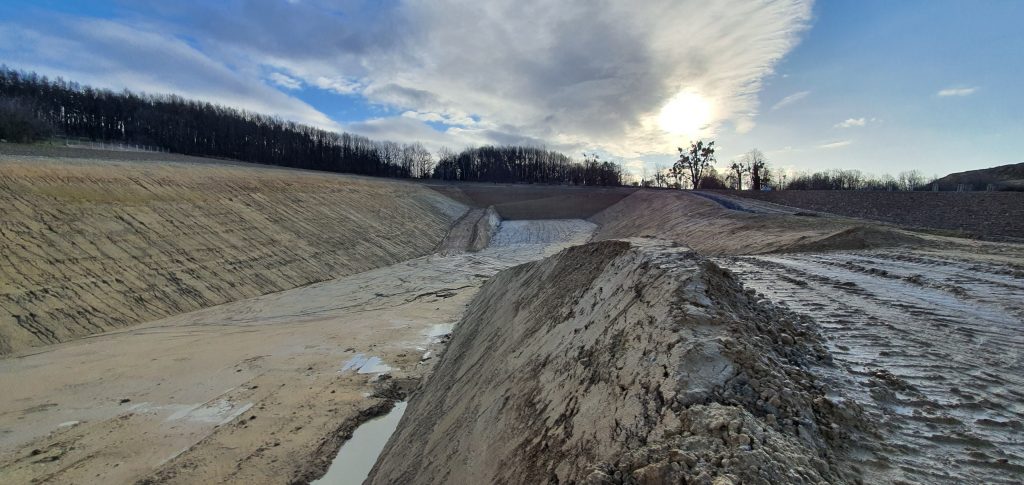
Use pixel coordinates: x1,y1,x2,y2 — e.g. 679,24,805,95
0,67,624,185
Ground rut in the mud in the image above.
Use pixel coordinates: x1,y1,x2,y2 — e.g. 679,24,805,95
717,247,1024,483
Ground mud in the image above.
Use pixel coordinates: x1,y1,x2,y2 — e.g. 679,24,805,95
716,244,1024,483
368,239,871,484
0,219,593,484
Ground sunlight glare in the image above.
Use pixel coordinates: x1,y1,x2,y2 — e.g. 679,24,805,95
657,90,713,135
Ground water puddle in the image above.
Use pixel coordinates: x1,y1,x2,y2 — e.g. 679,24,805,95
340,354,392,374
424,323,453,342
313,402,408,485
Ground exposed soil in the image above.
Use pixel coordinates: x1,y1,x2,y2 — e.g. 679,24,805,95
590,190,922,255
0,219,595,484
716,243,1024,483
0,152,463,355
724,189,1024,241
423,181,637,219
1,154,1022,485
369,239,870,484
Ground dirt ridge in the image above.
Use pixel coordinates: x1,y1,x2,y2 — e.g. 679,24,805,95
368,239,871,484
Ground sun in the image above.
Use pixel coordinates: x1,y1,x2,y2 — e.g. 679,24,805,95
657,90,713,135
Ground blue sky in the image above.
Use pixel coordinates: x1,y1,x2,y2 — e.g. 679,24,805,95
1,0,1021,178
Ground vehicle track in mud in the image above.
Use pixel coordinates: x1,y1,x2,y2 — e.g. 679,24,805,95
717,248,1024,483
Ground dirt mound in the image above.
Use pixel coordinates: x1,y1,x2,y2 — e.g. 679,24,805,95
368,239,869,484
590,190,918,255
0,154,466,355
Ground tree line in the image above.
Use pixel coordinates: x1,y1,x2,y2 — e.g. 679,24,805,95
0,67,624,185
432,146,623,185
638,144,936,191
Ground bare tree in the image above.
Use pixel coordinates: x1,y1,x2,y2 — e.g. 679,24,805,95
729,161,749,190
675,140,716,189
742,149,768,190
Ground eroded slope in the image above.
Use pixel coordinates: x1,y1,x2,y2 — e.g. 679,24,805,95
0,154,465,354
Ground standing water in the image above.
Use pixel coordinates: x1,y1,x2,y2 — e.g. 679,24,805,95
313,402,407,485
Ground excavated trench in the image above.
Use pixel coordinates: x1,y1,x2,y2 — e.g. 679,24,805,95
3,158,1022,485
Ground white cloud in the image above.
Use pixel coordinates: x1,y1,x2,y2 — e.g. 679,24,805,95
771,90,810,110
268,72,302,90
937,87,977,97
819,140,852,149
835,117,866,128
311,76,362,95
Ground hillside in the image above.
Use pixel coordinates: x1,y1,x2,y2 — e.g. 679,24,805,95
932,161,1024,190
0,147,465,355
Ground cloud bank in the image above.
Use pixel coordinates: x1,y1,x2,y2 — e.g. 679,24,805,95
1,0,814,158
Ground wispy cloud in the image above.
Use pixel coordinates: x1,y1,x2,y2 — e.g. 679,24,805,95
268,72,301,90
937,87,977,97
819,140,852,149
835,117,865,128
771,90,810,110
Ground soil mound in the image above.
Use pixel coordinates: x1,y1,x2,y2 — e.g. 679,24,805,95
368,239,868,484
0,154,465,355
590,190,918,255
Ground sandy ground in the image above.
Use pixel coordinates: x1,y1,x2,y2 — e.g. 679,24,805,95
0,153,464,355
0,219,595,484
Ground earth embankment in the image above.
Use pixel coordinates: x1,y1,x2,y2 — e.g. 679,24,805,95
0,151,466,355
424,182,637,219
369,239,868,484
590,189,921,254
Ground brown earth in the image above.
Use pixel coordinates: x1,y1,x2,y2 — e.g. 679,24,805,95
0,149,465,355
589,190,923,255
724,189,1024,241
1,150,1022,485
423,181,637,219
369,239,870,484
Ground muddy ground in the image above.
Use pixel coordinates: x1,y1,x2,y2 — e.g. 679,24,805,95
0,218,595,484
1,151,1022,484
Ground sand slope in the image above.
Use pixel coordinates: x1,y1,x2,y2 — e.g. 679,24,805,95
0,154,465,355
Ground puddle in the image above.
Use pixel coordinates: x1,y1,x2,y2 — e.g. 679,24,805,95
340,354,392,374
424,323,453,342
313,402,408,485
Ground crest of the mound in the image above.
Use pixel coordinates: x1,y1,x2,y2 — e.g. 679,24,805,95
368,239,869,484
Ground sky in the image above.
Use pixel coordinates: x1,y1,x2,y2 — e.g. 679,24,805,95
1,0,1021,178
